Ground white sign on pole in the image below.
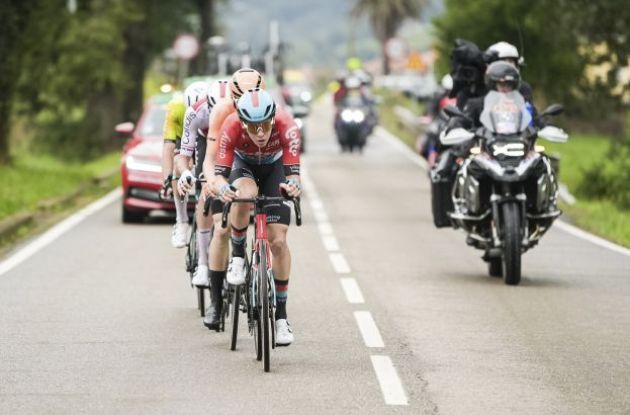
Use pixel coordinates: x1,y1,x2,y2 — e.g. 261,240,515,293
173,34,200,61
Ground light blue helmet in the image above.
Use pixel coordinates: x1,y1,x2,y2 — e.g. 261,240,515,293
236,88,276,123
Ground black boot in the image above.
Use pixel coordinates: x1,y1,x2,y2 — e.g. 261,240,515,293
203,299,222,331
203,270,226,331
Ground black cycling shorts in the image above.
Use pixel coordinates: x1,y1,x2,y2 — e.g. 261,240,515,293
210,197,224,216
194,134,207,179
229,156,291,226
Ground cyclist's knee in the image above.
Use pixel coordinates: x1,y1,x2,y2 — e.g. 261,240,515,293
270,236,288,257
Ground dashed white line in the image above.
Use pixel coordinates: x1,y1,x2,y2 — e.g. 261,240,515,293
329,252,351,273
313,209,329,223
321,235,340,251
354,311,384,348
0,188,122,277
318,222,334,236
371,355,409,406
340,278,365,304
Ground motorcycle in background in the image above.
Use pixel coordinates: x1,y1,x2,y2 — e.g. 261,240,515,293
334,92,373,152
439,91,568,285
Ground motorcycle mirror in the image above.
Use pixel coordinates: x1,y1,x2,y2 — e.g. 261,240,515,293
538,126,568,143
440,128,475,146
540,104,563,117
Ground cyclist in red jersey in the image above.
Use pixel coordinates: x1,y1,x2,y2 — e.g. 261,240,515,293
214,88,301,346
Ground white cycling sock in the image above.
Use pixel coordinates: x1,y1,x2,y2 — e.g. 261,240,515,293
175,195,188,224
197,228,212,266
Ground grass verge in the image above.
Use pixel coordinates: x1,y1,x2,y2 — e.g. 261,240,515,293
0,152,120,222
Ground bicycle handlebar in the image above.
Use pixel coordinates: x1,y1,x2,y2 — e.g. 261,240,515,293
221,196,302,228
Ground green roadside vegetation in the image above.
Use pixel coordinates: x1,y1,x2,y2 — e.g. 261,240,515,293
377,90,630,248
0,152,121,222
377,88,422,149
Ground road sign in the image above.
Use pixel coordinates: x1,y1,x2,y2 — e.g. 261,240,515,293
385,37,409,61
173,34,200,61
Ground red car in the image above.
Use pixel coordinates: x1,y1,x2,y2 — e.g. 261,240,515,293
115,95,183,223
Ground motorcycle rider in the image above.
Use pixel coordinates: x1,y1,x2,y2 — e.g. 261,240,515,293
416,74,456,165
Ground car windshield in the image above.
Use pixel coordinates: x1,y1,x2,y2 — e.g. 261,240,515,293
138,106,167,137
480,91,531,134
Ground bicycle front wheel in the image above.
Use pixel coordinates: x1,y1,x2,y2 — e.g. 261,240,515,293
260,241,271,372
230,284,241,351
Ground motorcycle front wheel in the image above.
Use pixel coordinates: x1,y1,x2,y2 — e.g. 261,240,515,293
502,202,522,285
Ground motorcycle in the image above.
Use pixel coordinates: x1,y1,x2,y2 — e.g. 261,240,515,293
439,91,568,285
334,93,373,152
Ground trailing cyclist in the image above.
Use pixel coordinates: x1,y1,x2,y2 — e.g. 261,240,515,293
199,68,267,330
175,80,216,289
213,89,301,346
160,92,189,248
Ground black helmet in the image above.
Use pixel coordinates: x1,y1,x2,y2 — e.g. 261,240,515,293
484,61,520,91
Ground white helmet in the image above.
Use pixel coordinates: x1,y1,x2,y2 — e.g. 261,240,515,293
440,74,453,91
207,80,231,109
184,81,208,108
486,41,524,67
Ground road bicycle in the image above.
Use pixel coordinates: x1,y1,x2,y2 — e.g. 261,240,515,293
221,193,301,372
179,176,211,317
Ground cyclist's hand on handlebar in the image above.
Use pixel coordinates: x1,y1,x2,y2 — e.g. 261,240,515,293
279,178,302,198
203,176,218,199
159,175,173,200
177,170,196,195
219,183,238,202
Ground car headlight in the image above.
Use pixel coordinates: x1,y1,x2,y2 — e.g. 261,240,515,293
125,155,161,173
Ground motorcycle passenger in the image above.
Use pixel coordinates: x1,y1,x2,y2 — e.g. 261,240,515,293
416,74,456,165
213,89,301,346
484,41,537,120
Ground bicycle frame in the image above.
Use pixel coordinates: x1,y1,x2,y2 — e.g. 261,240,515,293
222,194,302,370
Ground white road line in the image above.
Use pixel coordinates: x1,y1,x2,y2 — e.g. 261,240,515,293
322,235,340,251
375,126,428,170
308,198,324,211
313,209,329,223
329,252,351,273
354,311,384,347
340,278,365,304
0,188,122,277
371,356,409,406
318,222,334,236
555,221,630,258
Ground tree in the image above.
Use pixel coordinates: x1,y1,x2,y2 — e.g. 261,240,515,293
433,0,629,124
0,1,36,164
14,0,208,160
351,0,423,74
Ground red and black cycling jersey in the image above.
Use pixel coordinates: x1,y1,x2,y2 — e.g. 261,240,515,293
214,108,301,178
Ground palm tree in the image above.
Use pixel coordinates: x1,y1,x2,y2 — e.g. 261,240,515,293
351,0,423,74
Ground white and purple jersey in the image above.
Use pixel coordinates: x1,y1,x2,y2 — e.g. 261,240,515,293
179,98,210,158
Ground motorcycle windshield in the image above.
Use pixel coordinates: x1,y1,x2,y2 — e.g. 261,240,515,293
480,91,532,135
342,90,367,108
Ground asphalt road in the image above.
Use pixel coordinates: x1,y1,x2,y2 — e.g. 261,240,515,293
1,98,629,414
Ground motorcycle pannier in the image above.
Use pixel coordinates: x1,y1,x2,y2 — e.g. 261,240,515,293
430,174,454,228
